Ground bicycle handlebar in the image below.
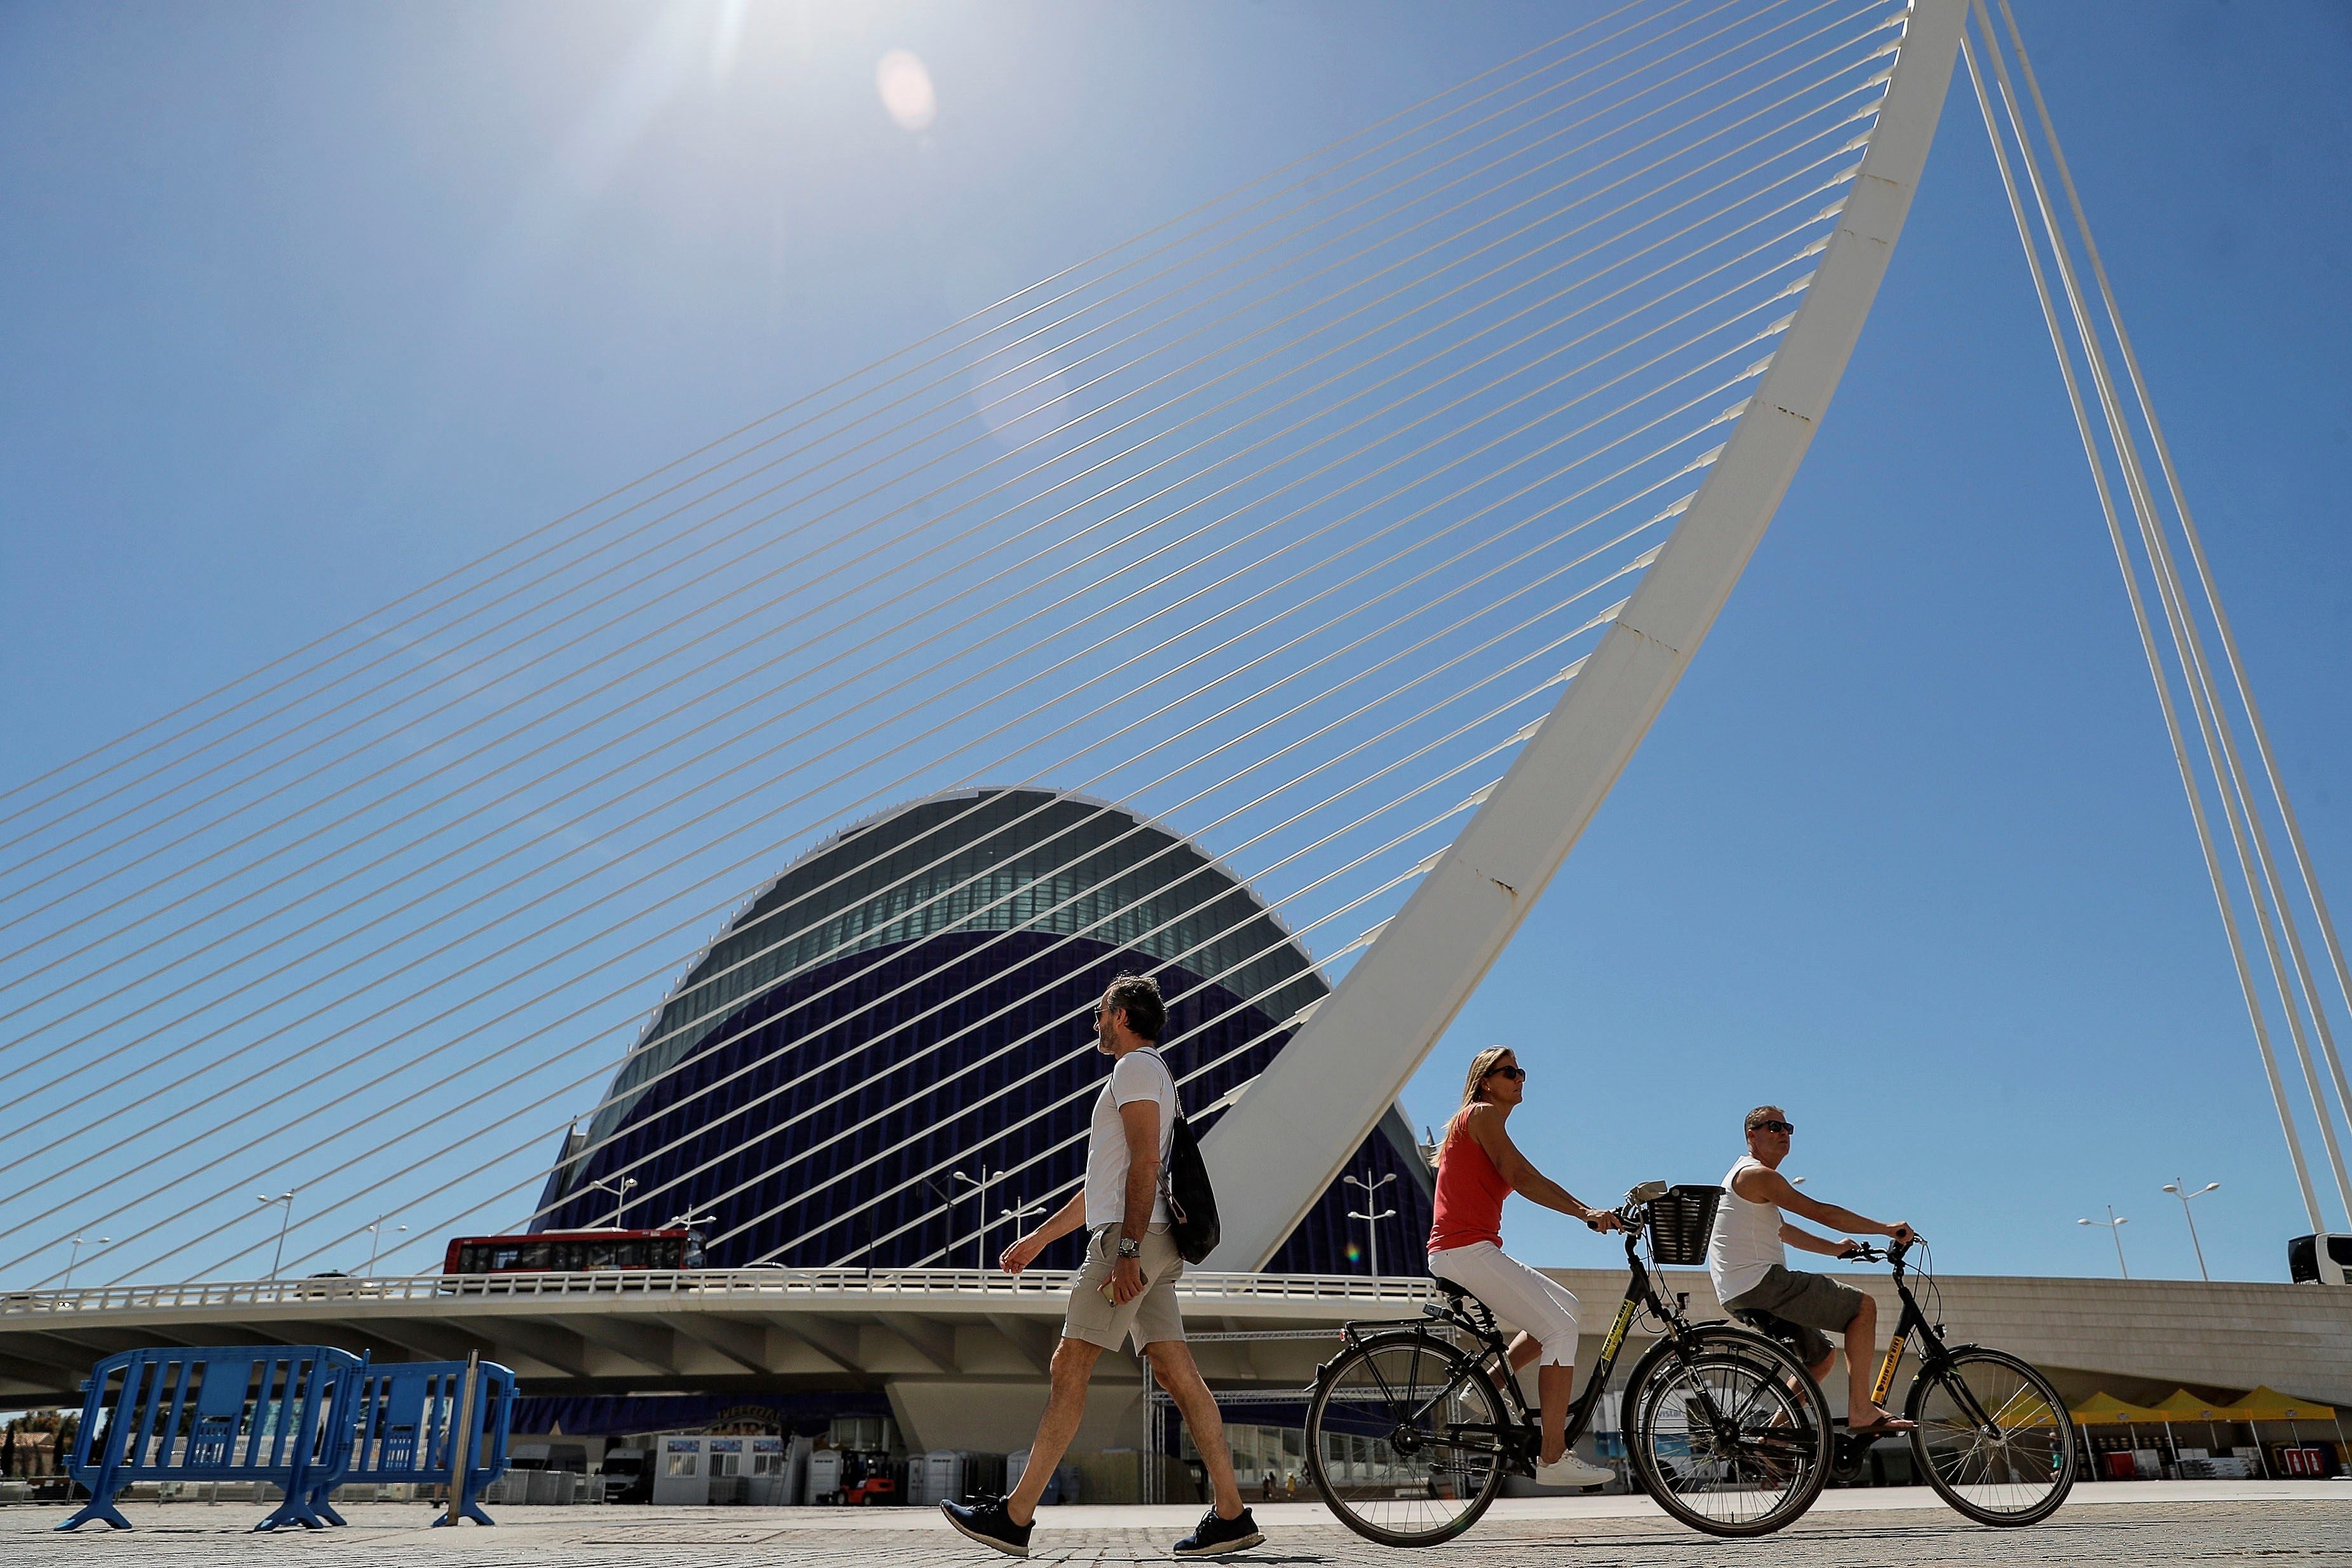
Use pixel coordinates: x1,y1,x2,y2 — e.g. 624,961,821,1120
1840,1236,1917,1266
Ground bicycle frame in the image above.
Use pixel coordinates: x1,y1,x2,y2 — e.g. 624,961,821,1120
1311,1196,1842,1545
1330,1224,1690,1473
1868,1243,2002,1433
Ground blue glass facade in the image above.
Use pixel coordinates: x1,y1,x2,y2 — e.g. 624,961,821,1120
537,789,1430,1274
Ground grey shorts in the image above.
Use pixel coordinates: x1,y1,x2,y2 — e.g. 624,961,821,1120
1721,1265,1866,1367
1063,1225,1186,1353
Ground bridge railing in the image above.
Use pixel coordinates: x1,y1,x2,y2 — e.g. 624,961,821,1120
2,1267,1435,1315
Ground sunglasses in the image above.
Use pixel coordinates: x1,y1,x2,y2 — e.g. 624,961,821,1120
1484,1065,1526,1082
1749,1119,1795,1135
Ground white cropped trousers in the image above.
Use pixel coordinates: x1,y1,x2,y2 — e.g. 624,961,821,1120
1427,1241,1581,1366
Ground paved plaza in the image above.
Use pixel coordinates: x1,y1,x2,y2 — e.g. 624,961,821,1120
0,1483,2345,1566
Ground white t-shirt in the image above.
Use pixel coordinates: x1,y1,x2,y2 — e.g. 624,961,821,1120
1707,1154,1786,1304
1083,1048,1177,1230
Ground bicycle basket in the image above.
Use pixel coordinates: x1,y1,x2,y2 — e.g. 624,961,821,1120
1644,1184,1723,1267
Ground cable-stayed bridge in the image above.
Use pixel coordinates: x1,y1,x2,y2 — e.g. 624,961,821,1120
2,0,2348,1422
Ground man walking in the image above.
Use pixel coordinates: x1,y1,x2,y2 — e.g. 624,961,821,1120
1707,1105,1918,1435
943,975,1261,1558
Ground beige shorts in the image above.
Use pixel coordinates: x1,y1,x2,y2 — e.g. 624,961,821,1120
1063,1225,1186,1352
1722,1265,1867,1368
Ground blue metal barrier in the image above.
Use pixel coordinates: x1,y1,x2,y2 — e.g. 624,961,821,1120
59,1346,362,1532
313,1358,516,1526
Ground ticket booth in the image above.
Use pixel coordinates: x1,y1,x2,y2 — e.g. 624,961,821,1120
706,1437,747,1504
746,1436,782,1504
652,1436,709,1506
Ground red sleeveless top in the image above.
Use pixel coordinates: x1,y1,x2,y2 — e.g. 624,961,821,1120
1428,1107,1511,1252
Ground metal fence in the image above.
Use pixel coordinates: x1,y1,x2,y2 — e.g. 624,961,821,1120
1,1268,1436,1317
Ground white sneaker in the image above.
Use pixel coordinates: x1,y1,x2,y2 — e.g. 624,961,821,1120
1534,1453,1614,1489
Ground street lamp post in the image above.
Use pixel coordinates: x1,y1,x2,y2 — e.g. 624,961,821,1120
364,1217,409,1277
587,1176,638,1229
2161,1180,2220,1282
257,1192,296,1281
61,1236,111,1293
1344,1173,1398,1278
955,1169,1006,1272
2077,1205,2130,1279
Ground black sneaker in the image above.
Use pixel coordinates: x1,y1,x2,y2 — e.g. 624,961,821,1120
942,1496,1033,1558
1172,1505,1263,1557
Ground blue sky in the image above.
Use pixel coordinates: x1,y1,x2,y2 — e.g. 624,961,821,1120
3,1,2348,1285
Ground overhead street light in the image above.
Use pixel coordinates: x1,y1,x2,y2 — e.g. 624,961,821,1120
2161,1180,2220,1282
587,1175,638,1229
364,1217,409,1278
257,1192,296,1281
955,1169,1008,1273
62,1235,111,1293
1344,1173,1399,1278
2077,1205,2129,1279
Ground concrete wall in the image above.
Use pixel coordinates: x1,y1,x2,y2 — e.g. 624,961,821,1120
809,1270,2352,1456
9,1267,2345,1455
1538,1267,2352,1412
888,1375,1147,1454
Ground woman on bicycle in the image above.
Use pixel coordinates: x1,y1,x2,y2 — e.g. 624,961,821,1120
1428,1045,1620,1487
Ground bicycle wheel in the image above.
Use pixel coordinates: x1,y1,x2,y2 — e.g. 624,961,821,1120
1906,1347,2075,1526
1622,1326,1830,1537
1306,1333,1511,1547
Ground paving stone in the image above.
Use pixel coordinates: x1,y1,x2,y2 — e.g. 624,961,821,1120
1,1496,2348,1566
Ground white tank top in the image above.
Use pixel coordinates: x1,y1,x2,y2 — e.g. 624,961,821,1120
1707,1155,1784,1304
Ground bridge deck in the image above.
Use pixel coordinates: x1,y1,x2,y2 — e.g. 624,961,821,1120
4,1267,2347,1410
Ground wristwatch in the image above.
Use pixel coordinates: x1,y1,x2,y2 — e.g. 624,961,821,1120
1116,1236,1142,1260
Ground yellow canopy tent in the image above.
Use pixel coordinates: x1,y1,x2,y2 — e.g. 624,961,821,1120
2227,1387,2347,1469
2071,1393,2172,1481
2146,1389,2236,1424
2227,1387,2338,1424
2068,1393,2167,1426
2141,1386,2347,1479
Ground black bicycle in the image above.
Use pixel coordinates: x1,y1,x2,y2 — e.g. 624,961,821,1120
1302,1182,1832,1546
1739,1237,2076,1527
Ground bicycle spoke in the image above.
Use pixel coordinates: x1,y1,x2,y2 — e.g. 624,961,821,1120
1910,1350,2073,1526
1631,1340,1822,1535
1308,1335,1508,1547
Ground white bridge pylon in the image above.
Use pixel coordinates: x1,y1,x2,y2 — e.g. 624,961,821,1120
1203,0,1967,1267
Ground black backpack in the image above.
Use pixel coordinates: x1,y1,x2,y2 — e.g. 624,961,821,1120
1163,1110,1222,1264
1147,1054,1221,1264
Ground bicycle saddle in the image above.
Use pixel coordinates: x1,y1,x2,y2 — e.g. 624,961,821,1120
1433,1278,1470,1300
1731,1307,1805,1346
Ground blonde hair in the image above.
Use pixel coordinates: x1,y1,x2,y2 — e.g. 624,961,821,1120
1460,1046,1516,1109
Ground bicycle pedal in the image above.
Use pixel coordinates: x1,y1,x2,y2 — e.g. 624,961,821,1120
1829,1431,1878,1484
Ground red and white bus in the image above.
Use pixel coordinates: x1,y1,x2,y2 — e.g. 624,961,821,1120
441,1227,704,1275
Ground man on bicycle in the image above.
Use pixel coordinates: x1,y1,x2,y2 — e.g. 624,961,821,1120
1708,1105,1917,1435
